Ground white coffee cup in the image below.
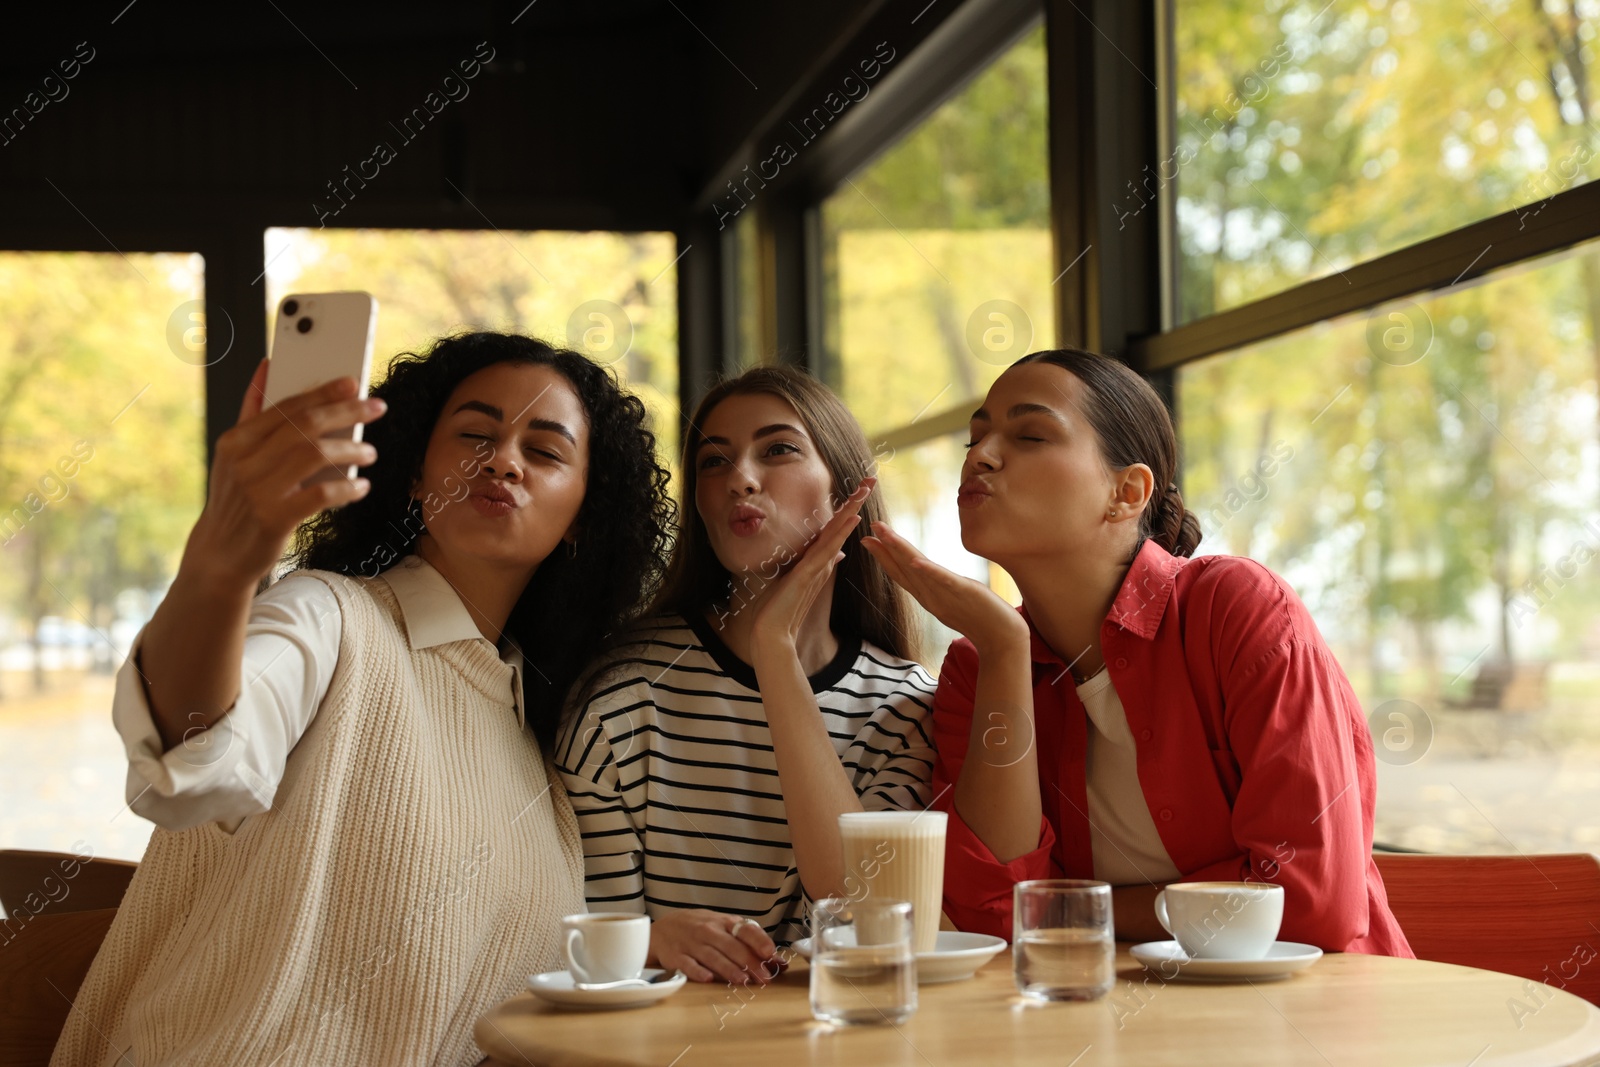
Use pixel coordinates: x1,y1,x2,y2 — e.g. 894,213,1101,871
1154,881,1283,960
562,913,650,986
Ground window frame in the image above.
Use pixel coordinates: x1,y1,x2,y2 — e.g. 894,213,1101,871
1139,1,1600,374
711,0,1600,476
1135,181,1600,373
805,5,1048,449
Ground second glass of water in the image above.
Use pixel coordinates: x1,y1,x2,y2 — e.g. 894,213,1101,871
808,896,917,1025
1013,879,1114,1001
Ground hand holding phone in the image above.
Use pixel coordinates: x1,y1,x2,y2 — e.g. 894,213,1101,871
179,292,383,589
189,361,387,589
264,291,380,486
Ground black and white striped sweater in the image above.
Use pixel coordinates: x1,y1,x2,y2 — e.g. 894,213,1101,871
555,612,936,944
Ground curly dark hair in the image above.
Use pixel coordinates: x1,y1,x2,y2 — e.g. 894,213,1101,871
286,331,676,748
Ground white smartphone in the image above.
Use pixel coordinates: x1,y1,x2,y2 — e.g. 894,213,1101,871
264,291,379,486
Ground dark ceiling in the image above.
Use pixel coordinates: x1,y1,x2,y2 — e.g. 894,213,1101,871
0,0,928,243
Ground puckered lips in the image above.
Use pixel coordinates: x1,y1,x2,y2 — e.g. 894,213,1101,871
957,477,993,509
468,480,520,517
728,502,766,537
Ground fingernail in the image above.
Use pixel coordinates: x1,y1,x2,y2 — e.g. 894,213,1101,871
369,398,387,413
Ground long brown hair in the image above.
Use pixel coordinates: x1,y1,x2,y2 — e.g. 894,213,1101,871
1013,348,1203,558
647,365,920,661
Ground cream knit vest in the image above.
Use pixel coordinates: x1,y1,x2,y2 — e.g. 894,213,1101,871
50,568,585,1067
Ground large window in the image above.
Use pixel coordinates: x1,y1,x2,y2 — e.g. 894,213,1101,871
724,210,765,370
0,230,683,868
1175,0,1600,321
817,23,1053,438
264,228,682,473
1179,239,1600,854
0,252,207,863
1173,0,1600,858
815,22,1050,665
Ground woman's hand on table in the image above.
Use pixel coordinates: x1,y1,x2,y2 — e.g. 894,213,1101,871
648,909,784,986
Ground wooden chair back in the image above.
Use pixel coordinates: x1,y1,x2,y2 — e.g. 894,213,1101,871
0,908,118,1067
1374,852,1600,1007
0,849,136,919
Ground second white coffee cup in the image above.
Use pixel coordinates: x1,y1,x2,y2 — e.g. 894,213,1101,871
562,912,650,986
1154,881,1283,960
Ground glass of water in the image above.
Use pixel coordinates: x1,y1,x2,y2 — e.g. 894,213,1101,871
1013,879,1115,1001
808,896,917,1025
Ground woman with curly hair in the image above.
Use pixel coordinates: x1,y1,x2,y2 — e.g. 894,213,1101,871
52,333,675,1067
557,365,937,987
859,348,1412,956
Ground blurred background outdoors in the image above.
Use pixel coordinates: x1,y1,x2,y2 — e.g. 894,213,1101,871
2,1,1598,866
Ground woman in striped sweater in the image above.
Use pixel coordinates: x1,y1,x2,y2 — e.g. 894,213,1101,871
557,365,937,987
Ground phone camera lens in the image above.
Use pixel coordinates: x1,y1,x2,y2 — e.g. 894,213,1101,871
296,316,313,334
283,299,299,316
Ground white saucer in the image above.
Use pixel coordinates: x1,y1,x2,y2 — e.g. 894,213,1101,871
790,931,1007,984
1128,940,1323,981
526,968,687,1009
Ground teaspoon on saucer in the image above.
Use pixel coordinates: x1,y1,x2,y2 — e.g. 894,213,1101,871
573,970,684,991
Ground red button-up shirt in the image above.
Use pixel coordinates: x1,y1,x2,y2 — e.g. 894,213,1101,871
933,539,1413,956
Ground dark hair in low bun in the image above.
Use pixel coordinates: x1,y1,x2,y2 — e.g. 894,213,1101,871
1013,348,1202,559
1153,483,1203,559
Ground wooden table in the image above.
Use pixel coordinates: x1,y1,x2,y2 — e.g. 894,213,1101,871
476,947,1600,1066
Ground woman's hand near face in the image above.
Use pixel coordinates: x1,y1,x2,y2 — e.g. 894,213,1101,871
864,520,1042,863
138,359,387,752
741,478,879,902
746,476,876,662
860,519,1028,657
864,520,1044,862
648,909,783,985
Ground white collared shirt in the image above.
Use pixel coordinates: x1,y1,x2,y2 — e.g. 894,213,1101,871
114,553,526,834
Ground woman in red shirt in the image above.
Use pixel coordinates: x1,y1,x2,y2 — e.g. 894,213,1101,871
860,348,1411,955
